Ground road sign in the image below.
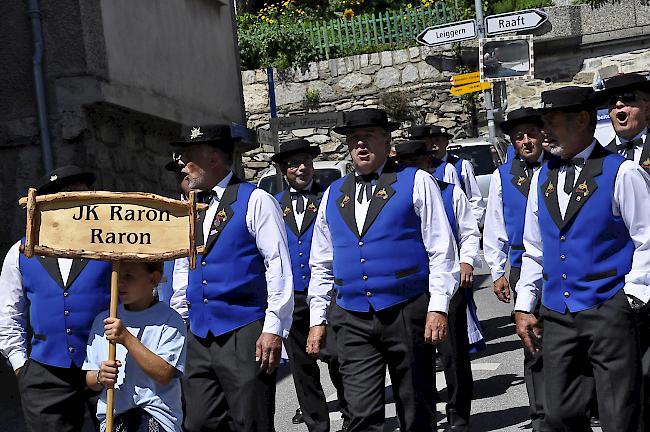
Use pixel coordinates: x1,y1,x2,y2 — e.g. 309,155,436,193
416,19,477,47
450,81,492,96
485,9,548,36
451,71,481,86
270,112,342,131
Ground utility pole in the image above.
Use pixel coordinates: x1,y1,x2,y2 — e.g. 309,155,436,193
474,0,496,144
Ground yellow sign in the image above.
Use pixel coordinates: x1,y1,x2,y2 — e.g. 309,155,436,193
450,81,492,96
19,190,207,263
450,71,481,86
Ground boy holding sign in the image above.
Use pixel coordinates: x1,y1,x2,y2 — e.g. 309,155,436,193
83,261,186,432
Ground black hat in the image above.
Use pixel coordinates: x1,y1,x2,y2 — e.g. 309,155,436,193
169,124,242,147
500,107,543,134
394,140,433,158
270,139,321,163
164,159,183,173
37,165,96,195
333,108,399,134
539,86,597,114
407,125,453,139
596,73,650,106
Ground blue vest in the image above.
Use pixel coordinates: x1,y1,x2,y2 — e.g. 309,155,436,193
187,182,267,337
326,166,429,312
275,186,322,292
431,160,448,183
498,159,531,268
436,179,458,241
446,153,466,193
537,148,634,313
18,249,111,368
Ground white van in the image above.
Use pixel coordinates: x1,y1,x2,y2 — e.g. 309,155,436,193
447,138,506,199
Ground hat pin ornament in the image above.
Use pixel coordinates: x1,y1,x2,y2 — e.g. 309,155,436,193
50,174,58,181
190,127,203,140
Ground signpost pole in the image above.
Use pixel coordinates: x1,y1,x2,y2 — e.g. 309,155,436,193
105,259,120,432
475,0,496,144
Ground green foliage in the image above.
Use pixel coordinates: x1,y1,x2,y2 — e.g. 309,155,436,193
491,0,553,14
379,90,414,122
572,0,619,6
304,88,321,106
237,15,320,70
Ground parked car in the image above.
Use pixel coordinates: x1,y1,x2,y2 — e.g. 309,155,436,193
256,160,352,195
448,138,506,199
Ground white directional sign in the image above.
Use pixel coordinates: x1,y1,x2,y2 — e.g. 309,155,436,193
485,9,548,36
416,19,477,47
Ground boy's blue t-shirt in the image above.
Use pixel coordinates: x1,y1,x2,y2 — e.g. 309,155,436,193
83,301,187,432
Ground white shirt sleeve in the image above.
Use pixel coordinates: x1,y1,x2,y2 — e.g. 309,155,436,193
170,257,189,320
308,188,334,327
443,164,462,188
413,170,460,313
514,171,543,313
483,169,510,280
614,161,650,304
452,187,482,269
461,160,487,224
247,189,294,338
0,241,28,371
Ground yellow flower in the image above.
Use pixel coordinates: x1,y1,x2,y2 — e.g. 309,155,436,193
343,8,354,19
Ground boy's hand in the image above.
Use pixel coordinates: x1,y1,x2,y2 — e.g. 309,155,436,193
104,318,132,346
99,360,122,388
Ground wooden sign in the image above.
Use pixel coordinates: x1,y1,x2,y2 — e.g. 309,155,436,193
450,81,492,96
270,112,342,131
19,190,207,265
450,71,481,86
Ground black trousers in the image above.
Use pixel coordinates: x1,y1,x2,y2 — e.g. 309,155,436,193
319,294,350,422
19,359,100,432
182,319,277,432
540,290,642,432
510,267,549,431
437,287,472,426
331,293,436,432
285,290,330,432
636,306,650,432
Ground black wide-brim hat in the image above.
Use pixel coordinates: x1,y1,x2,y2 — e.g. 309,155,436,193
394,140,433,158
333,108,399,134
539,86,597,114
271,139,321,163
595,73,650,106
169,124,242,147
37,165,96,195
407,125,453,140
164,159,183,173
500,107,543,134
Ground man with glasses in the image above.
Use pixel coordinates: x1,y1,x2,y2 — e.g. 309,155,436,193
169,125,294,432
270,139,331,432
307,108,459,432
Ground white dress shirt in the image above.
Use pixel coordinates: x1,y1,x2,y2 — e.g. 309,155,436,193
514,141,650,312
439,164,462,189
450,187,482,269
613,128,648,164
0,243,75,370
289,180,313,230
443,153,486,224
308,166,460,327
170,171,294,338
483,158,543,281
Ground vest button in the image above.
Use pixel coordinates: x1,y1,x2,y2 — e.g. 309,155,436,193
299,252,304,257
202,261,206,267
66,329,72,335
360,258,366,263
63,292,69,297
366,291,372,297
298,240,303,245
362,275,368,281
302,275,307,280
562,274,567,280
203,299,208,304
68,347,75,353
359,241,364,247
560,255,566,261
300,264,305,269
560,236,566,242
64,310,70,316
563,291,570,298
202,280,208,285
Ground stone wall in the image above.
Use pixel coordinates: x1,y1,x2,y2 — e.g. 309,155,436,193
241,46,480,181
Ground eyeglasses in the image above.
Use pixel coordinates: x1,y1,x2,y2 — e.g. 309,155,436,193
608,92,637,106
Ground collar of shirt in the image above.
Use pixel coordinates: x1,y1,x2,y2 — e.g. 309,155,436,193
560,139,597,171
354,160,387,178
615,128,647,147
209,171,234,203
289,180,313,195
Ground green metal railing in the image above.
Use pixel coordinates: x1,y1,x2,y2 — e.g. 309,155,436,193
303,3,456,59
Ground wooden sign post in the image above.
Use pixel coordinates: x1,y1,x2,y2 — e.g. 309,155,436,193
19,189,207,432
